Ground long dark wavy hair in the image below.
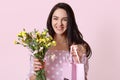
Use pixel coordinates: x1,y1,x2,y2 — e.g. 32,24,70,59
47,3,92,58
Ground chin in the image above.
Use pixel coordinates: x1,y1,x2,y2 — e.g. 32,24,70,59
56,31,67,35
56,32,64,35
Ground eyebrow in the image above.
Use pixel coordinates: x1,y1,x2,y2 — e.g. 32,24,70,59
52,16,68,18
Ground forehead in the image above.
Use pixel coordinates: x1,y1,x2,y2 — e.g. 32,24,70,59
52,8,67,17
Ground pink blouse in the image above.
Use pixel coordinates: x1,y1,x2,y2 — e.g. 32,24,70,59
44,50,89,80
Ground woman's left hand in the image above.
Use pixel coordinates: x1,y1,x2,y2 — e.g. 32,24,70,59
70,44,86,63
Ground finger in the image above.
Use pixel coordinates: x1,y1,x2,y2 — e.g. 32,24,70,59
71,45,78,54
72,45,78,50
34,68,40,71
33,62,44,68
70,47,75,55
34,62,42,65
34,65,44,71
34,58,39,62
34,66,41,71
34,65,43,68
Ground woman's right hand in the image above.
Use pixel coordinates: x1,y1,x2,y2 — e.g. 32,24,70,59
33,58,44,71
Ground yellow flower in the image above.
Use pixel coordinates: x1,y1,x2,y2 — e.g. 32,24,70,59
36,39,39,42
41,29,48,36
46,43,51,48
18,31,26,37
22,42,27,46
14,40,19,44
36,31,40,35
39,38,46,43
49,36,53,40
42,32,46,36
46,37,50,42
51,41,56,46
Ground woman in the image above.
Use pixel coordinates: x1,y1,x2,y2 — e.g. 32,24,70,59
29,2,92,80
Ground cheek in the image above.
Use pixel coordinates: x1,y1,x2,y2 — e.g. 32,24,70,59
52,20,56,26
63,22,67,28
51,20,55,27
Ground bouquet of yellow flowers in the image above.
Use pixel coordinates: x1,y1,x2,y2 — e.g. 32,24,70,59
14,28,56,80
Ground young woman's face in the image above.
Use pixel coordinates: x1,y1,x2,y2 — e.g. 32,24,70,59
52,8,68,35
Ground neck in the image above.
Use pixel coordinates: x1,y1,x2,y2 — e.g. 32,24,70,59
54,34,68,44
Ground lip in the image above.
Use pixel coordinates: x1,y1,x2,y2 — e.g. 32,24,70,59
56,26,64,30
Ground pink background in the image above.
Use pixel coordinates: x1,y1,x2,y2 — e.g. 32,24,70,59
0,0,120,80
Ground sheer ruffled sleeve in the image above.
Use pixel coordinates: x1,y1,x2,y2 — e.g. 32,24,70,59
26,55,36,80
81,54,89,80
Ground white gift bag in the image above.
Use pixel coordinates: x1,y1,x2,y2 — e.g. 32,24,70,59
72,63,85,80
63,63,85,80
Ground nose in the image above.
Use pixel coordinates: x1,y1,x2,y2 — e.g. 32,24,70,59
57,20,63,26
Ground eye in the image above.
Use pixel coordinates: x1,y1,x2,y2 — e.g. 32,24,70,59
52,17,58,20
63,18,68,21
